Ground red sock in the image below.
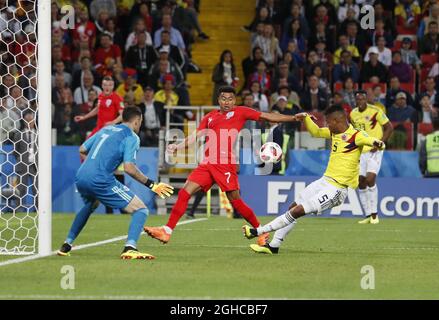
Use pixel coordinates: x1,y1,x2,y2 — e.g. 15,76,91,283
166,189,191,229
230,199,260,228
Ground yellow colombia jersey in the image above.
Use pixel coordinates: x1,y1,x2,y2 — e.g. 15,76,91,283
349,104,389,153
304,116,383,189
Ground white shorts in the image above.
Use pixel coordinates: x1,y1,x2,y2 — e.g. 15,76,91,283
296,177,348,215
359,150,383,176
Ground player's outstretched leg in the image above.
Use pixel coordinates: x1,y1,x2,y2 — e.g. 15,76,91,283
243,204,305,254
57,199,97,256
367,172,379,224
144,181,200,244
227,190,269,246
358,175,372,224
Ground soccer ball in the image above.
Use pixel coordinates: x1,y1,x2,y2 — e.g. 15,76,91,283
259,142,283,163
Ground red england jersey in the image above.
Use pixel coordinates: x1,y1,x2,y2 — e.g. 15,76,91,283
197,106,261,164
89,92,124,137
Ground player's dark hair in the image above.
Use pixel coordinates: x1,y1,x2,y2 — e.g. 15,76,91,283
102,76,114,82
324,105,346,117
122,106,142,122
218,85,236,96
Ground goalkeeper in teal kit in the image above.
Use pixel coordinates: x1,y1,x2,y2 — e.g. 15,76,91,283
57,107,174,260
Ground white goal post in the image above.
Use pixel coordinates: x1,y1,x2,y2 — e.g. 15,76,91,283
37,0,52,256
0,0,51,256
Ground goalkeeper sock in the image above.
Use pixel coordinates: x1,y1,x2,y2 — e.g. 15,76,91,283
257,211,295,234
368,185,378,215
126,208,149,248
65,201,94,244
166,189,191,229
358,188,370,216
230,199,260,228
270,220,297,248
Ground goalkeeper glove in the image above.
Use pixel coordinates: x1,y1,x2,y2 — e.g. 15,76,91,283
145,179,174,199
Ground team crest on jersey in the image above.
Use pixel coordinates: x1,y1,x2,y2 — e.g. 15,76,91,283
341,134,347,141
208,117,213,125
226,111,235,120
106,99,112,107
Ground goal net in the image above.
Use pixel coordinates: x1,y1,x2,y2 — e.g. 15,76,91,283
0,0,51,255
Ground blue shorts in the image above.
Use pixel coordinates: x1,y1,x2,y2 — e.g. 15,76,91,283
76,178,135,209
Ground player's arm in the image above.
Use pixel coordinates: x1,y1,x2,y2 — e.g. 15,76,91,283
74,106,99,123
381,121,393,144
78,133,99,161
167,113,210,153
259,112,301,123
295,113,331,139
123,136,174,198
355,131,386,150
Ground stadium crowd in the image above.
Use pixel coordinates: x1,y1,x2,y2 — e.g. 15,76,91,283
0,0,439,151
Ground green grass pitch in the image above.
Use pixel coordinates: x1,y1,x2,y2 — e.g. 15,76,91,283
0,214,438,299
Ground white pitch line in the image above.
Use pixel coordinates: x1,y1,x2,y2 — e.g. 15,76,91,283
0,218,207,268
0,294,292,300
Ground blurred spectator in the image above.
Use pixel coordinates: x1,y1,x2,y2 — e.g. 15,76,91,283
366,86,386,112
71,7,97,55
387,92,418,123
252,23,282,67
419,94,438,124
360,47,388,83
13,110,38,208
212,50,237,105
73,70,102,105
374,2,396,37
72,56,98,90
314,40,333,74
116,68,145,105
76,88,98,138
242,94,263,131
124,31,158,86
89,0,117,20
345,22,366,56
364,36,392,67
104,17,125,51
389,51,413,83
280,18,306,53
242,46,264,89
271,95,300,134
138,86,165,147
394,0,421,34
339,77,356,108
333,91,352,116
270,85,300,110
245,6,272,32
283,3,310,39
416,77,439,111
93,33,122,77
332,50,360,83
400,37,421,75
52,61,72,88
309,21,333,52
300,75,329,111
125,18,153,52
386,76,415,109
154,75,179,107
52,74,74,107
149,58,185,93
154,14,186,51
250,81,269,113
368,18,394,48
54,102,81,145
419,116,439,177
337,0,359,23
419,21,439,54
333,34,360,65
271,60,301,94
156,30,185,71
248,60,271,94
418,3,439,36
0,101,19,145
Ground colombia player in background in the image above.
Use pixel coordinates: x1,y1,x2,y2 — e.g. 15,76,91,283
244,106,385,254
144,85,302,245
350,91,393,224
